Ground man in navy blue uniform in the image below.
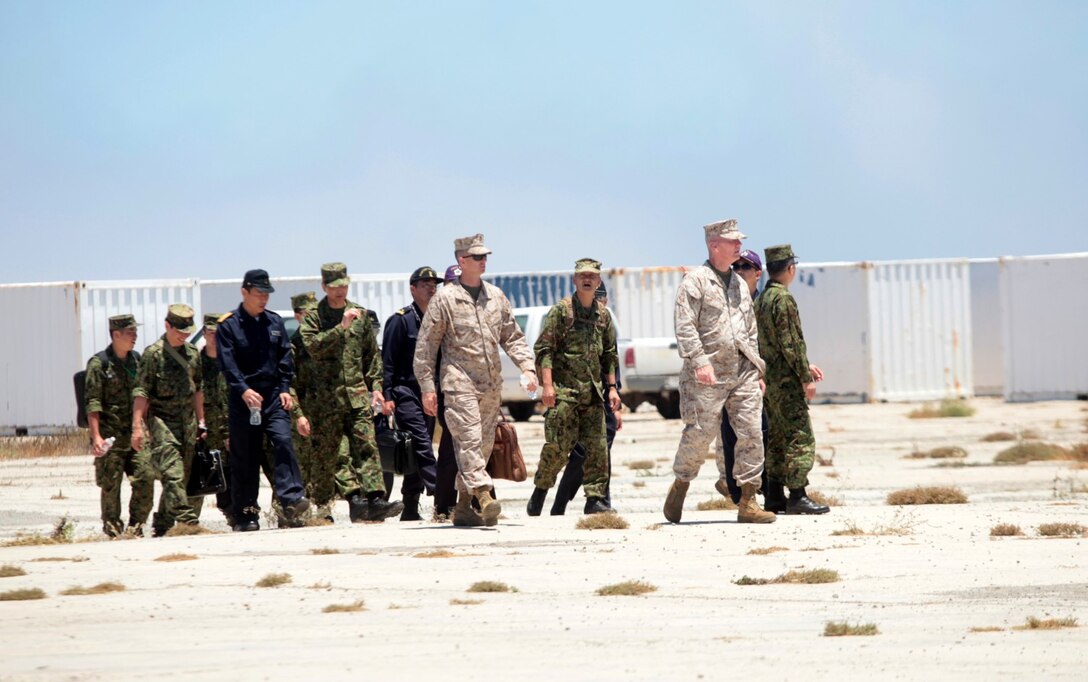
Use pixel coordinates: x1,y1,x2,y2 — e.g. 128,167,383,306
216,269,310,531
380,266,443,521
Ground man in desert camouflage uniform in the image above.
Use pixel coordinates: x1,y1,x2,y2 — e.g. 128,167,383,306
84,314,153,537
301,263,402,523
664,219,775,525
755,244,828,515
526,258,620,516
414,233,537,527
132,304,206,536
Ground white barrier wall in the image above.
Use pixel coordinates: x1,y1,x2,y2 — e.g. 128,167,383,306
1000,253,1088,401
79,279,200,359
969,260,1004,396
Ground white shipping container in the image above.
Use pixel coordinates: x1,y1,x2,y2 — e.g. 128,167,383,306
968,259,1003,396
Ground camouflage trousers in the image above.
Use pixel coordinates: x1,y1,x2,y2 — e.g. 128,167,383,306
94,446,154,536
535,396,608,498
308,405,385,506
672,360,764,486
764,380,815,489
147,416,202,533
443,389,502,494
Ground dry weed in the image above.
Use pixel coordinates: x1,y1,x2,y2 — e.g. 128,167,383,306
696,497,737,511
155,553,198,562
310,548,340,555
807,490,843,507
969,626,1005,633
989,524,1023,537
1036,522,1087,538
735,569,840,585
415,549,458,558
164,524,217,537
0,430,89,460
0,588,46,601
449,598,483,605
627,460,655,470
0,565,27,578
60,582,125,596
1013,616,1078,630
886,486,967,505
908,400,975,419
256,573,292,588
831,513,917,537
815,448,836,467
596,580,657,596
309,581,332,590
905,446,968,460
747,546,789,556
825,472,840,479
323,600,365,613
30,556,88,563
631,481,646,488
981,432,1016,442
824,621,879,636
50,490,67,500
576,514,629,530
467,581,516,593
994,442,1069,464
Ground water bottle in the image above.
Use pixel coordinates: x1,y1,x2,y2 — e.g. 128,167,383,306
249,406,262,426
99,436,115,456
520,374,539,400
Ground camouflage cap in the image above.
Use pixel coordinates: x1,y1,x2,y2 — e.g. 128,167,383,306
764,244,797,265
321,262,350,287
108,314,138,332
704,218,747,241
202,313,222,331
574,258,602,274
165,304,197,334
291,291,318,311
454,233,492,256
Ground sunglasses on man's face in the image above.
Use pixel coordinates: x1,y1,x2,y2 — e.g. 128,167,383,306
468,254,488,262
733,263,756,272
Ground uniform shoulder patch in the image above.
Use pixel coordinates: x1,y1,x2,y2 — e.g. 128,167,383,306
217,312,233,323
396,307,408,315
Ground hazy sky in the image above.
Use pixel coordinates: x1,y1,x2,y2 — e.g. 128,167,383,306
1,0,1085,284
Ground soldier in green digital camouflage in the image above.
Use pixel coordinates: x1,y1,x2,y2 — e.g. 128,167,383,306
526,258,620,516
300,263,402,522
84,314,153,537
132,304,207,536
199,312,237,526
754,244,828,515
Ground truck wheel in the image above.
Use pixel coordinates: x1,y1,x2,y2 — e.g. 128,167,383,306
507,403,536,422
655,392,681,420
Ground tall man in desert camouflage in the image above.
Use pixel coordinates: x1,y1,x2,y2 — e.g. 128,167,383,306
664,219,775,525
414,234,537,527
84,314,153,536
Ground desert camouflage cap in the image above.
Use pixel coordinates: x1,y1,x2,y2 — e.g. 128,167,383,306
321,262,350,287
108,314,138,332
166,304,197,334
574,258,602,274
704,218,747,241
203,313,222,331
764,244,797,265
454,233,492,256
291,291,318,311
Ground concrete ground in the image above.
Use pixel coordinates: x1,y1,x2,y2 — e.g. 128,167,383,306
0,398,1086,681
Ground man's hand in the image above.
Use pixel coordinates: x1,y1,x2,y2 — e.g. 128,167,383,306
608,387,621,413
371,391,392,416
296,416,311,438
541,384,556,408
614,408,624,432
804,382,817,400
422,391,438,416
759,379,767,394
383,400,395,415
695,364,717,386
810,364,824,382
131,425,145,452
279,392,293,411
197,421,208,441
522,370,538,394
341,308,362,329
242,389,263,409
92,434,107,458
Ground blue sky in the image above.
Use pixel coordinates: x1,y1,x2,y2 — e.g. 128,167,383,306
1,0,1085,284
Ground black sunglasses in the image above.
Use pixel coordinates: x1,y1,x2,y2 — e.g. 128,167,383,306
733,263,756,272
468,254,488,261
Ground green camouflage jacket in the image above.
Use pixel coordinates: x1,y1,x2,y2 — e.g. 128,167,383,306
754,280,813,387
534,296,617,403
84,346,139,448
201,351,229,449
300,298,383,410
134,335,202,427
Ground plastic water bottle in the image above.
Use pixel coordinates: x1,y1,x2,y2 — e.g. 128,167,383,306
520,374,539,400
249,406,262,426
100,436,115,455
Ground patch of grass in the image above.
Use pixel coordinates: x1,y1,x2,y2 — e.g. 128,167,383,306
990,524,1024,537
163,524,217,537
30,556,88,563
886,486,968,505
415,549,457,558
256,572,292,588
1070,442,1088,462
323,600,365,613
981,431,1017,442
0,565,27,578
1013,616,1078,630
905,446,968,460
807,490,843,507
733,576,771,585
576,514,629,530
0,429,89,460
969,626,1005,633
815,447,835,467
310,548,340,555
824,471,840,479
994,442,1070,464
50,489,67,500
908,399,975,419
304,516,335,527
1036,522,1087,538
59,582,125,596
747,546,789,556
449,598,483,605
831,512,917,537
467,581,515,593
823,621,879,636
735,569,841,585
0,588,47,601
53,515,76,543
309,581,332,590
2,535,57,548
626,459,655,470
631,481,646,488
696,497,737,511
155,553,198,562
596,580,657,596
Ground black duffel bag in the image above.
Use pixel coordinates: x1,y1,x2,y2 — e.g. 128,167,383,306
188,439,228,497
376,415,418,476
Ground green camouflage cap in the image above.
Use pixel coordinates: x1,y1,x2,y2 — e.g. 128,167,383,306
321,262,350,287
454,233,492,256
108,314,138,332
574,258,602,274
203,313,222,331
291,291,318,311
764,244,796,265
166,304,197,334
704,218,747,241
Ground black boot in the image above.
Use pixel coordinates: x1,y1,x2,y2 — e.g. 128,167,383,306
786,488,830,515
764,479,788,513
365,491,403,522
584,497,613,514
348,493,369,523
233,519,260,532
400,492,422,521
526,488,548,517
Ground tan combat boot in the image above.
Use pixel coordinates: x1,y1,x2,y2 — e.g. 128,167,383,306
737,483,776,524
663,479,689,524
452,491,484,527
474,487,501,527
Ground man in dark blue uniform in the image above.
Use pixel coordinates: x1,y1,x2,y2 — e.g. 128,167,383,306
216,269,310,531
380,266,442,521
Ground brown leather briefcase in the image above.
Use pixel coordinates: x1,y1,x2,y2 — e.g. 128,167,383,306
487,415,527,482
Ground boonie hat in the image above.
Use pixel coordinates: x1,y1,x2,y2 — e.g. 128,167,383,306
764,244,797,266
454,233,492,256
443,264,461,283
291,291,318,312
108,314,138,332
736,249,763,270
574,258,602,274
243,269,275,293
410,266,442,285
321,262,350,287
202,313,221,331
703,218,747,241
166,304,197,334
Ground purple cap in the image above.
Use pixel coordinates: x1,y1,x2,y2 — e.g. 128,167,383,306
443,264,461,283
738,249,762,270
